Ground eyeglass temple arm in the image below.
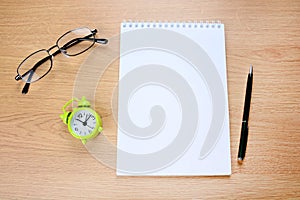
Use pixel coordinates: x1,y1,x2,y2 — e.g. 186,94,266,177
58,29,107,52
21,70,34,94
87,29,108,44
59,35,108,53
76,37,108,44
22,82,31,94
95,38,108,44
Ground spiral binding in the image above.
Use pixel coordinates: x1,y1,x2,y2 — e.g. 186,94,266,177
122,20,223,29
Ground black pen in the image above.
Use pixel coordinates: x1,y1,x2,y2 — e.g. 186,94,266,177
238,65,253,164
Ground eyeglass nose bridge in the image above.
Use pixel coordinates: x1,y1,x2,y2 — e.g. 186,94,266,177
48,44,58,52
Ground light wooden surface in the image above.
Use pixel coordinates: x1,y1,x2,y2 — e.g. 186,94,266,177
1,0,300,199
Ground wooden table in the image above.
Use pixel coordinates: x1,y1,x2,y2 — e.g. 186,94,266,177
1,0,299,199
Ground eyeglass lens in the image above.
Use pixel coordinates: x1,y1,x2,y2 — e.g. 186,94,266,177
57,27,95,56
17,49,52,83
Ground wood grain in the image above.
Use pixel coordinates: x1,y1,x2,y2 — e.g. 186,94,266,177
0,0,299,199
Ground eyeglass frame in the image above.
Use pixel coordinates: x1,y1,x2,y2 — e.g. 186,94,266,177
15,27,108,94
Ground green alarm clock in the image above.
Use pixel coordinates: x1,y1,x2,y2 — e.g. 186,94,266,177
60,96,103,144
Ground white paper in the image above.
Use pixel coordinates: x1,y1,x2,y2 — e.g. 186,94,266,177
117,22,231,176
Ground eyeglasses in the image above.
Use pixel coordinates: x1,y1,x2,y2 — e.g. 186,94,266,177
15,27,108,94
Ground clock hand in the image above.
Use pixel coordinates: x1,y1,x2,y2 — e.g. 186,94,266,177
83,114,92,126
87,125,94,129
76,118,85,124
84,114,91,123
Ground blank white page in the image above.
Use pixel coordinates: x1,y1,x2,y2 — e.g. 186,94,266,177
117,21,231,176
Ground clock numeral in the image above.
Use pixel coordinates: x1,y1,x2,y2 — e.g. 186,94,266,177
75,127,78,131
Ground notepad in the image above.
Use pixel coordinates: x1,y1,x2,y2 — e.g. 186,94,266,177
117,21,231,176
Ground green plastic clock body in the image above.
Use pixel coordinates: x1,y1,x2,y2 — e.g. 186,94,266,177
60,97,103,144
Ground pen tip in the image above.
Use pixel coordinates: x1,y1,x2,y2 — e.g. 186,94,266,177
238,158,243,165
249,65,253,74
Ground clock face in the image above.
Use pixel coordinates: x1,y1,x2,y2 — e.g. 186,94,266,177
70,109,97,137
